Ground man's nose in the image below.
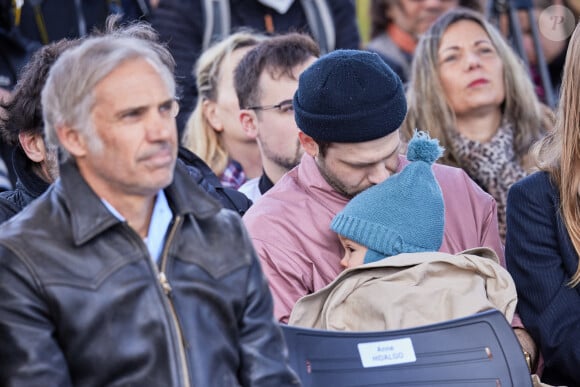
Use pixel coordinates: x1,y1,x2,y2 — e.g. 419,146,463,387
464,51,482,71
368,163,392,185
424,0,446,10
146,112,174,141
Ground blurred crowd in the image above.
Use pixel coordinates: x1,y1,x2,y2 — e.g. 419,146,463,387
1,1,580,385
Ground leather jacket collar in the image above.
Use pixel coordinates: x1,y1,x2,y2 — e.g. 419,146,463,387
57,159,223,246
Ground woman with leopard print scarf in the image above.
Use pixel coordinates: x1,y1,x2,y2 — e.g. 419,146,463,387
401,8,554,242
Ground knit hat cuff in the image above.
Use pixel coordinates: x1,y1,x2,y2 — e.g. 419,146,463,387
331,215,401,255
331,214,437,258
294,99,407,143
364,249,386,264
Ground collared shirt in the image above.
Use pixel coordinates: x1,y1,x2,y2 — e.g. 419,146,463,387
102,191,173,264
238,172,275,203
220,159,247,190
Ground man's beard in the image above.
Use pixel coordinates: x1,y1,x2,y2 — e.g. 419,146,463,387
316,156,367,199
264,139,303,171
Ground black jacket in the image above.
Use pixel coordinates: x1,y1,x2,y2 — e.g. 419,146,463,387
0,148,50,223
0,0,150,91
13,0,150,42
178,146,252,215
0,160,299,386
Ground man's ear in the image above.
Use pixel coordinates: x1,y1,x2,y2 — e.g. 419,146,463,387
18,132,48,163
298,132,319,157
56,125,87,158
202,99,224,132
239,109,258,140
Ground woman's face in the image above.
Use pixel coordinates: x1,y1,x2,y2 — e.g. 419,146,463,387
386,0,460,38
437,20,505,118
209,46,254,144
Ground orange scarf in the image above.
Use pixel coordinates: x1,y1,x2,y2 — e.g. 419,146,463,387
387,24,417,54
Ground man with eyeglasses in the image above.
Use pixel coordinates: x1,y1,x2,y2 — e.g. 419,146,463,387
235,32,319,202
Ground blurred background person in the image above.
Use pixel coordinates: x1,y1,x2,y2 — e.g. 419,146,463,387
499,0,579,104
505,22,580,386
235,32,319,202
401,8,554,241
0,16,252,223
0,0,152,186
182,31,266,189
365,0,481,84
151,0,360,134
0,39,78,222
0,0,150,91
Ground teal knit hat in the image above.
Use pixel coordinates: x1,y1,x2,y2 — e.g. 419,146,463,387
330,131,445,264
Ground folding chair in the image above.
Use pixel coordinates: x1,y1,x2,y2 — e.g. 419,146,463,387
281,309,533,386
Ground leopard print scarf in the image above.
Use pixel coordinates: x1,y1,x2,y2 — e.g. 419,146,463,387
447,123,528,242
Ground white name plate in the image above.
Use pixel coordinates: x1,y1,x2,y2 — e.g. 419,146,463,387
357,337,417,368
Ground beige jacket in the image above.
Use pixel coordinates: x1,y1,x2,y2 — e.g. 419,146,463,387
289,248,517,331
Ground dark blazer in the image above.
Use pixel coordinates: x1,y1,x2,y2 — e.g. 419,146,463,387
0,160,298,386
505,171,580,386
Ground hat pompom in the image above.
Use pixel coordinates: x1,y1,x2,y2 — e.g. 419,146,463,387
406,130,444,165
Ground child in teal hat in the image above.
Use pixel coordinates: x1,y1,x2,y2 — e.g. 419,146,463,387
330,130,445,268
291,138,516,333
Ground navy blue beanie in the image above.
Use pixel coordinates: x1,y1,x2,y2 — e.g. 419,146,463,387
293,49,407,143
330,131,445,263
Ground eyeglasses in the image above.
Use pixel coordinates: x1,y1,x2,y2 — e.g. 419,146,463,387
245,99,294,114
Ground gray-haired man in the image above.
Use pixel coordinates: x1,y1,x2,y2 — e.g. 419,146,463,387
0,34,298,386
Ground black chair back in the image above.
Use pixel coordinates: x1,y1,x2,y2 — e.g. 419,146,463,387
281,309,532,386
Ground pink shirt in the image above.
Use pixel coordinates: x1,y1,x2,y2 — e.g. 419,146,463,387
243,154,504,323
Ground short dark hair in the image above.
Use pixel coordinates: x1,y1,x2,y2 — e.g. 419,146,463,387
234,32,320,110
0,38,80,145
317,140,332,157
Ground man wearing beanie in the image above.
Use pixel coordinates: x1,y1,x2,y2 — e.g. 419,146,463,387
242,49,504,324
288,134,517,332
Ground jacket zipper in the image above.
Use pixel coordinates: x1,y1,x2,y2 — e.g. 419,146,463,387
153,215,191,387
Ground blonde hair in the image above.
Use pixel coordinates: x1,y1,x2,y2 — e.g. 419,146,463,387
533,23,580,286
402,8,549,168
182,31,265,176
